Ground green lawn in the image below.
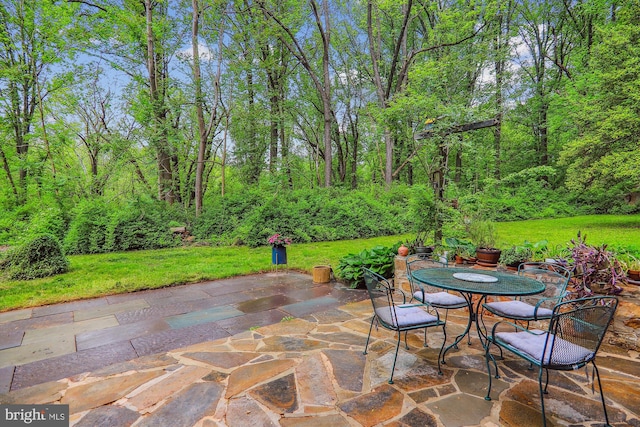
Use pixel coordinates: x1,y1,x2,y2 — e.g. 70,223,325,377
1,214,639,312
497,215,640,252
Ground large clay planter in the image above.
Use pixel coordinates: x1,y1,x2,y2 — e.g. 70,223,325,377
475,248,501,267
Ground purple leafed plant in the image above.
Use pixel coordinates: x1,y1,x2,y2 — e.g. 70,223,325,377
569,232,625,298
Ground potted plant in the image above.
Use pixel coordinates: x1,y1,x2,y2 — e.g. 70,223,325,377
268,233,291,265
568,232,625,297
412,231,433,255
628,259,640,282
499,245,533,271
445,237,475,265
619,252,640,282
468,220,501,267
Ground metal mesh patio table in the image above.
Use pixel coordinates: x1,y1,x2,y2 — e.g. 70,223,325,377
411,267,545,361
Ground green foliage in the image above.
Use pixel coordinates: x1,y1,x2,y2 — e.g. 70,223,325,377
63,198,182,254
499,245,533,266
2,234,69,280
105,198,180,252
458,167,577,221
336,243,400,288
63,200,113,254
444,237,475,257
24,206,68,242
468,220,498,249
561,1,640,199
195,186,407,248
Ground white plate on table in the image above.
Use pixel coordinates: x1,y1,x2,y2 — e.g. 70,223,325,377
452,272,498,283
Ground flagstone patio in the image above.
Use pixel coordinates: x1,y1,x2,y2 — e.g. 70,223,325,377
1,272,639,426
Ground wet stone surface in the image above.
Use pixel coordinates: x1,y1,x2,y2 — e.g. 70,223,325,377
74,405,140,427
248,373,298,414
0,273,638,427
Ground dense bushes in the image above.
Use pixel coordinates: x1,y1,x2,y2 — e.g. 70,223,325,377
193,186,410,247
0,174,628,258
1,234,69,280
64,198,181,254
457,166,578,221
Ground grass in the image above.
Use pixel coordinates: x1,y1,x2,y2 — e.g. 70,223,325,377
0,234,410,311
497,215,640,253
1,214,639,312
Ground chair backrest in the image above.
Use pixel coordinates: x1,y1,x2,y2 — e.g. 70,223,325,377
362,268,398,330
519,261,572,279
518,262,572,308
544,296,618,368
406,254,447,295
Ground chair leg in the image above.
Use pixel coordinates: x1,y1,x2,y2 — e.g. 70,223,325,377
363,316,376,355
484,340,498,401
404,331,409,350
543,368,550,394
436,325,446,375
389,332,402,384
538,367,548,427
423,328,428,347
592,362,612,426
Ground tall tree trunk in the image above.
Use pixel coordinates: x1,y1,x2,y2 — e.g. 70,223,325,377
193,0,206,216
494,52,503,180
316,0,332,187
145,0,173,204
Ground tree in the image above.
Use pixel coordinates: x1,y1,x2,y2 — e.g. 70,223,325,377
259,0,334,187
192,0,226,216
0,0,76,205
561,1,640,198
512,0,572,167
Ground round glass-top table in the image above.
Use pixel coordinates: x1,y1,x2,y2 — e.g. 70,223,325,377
411,267,545,360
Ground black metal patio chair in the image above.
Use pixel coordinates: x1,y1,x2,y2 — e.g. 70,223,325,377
484,295,618,427
406,254,470,351
362,268,446,384
480,262,572,329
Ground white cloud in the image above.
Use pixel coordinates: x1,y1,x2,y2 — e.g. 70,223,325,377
177,43,213,61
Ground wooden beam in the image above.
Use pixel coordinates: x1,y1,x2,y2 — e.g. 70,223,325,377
392,118,499,178
415,118,499,140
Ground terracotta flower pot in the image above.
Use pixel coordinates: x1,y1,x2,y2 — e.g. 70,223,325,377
475,248,501,267
398,245,409,257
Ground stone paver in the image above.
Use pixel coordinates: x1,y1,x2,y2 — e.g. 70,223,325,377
61,370,163,414
9,341,138,390
165,305,244,329
0,331,76,368
0,273,638,427
75,318,170,351
20,316,119,345
0,308,32,324
425,393,493,427
74,299,150,322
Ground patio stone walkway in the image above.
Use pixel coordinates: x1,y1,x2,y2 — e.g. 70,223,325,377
1,272,639,426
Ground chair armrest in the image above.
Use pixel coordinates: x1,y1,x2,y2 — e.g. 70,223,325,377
532,293,566,320
490,319,534,339
396,287,408,304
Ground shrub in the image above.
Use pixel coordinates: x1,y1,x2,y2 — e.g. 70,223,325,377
105,198,180,251
64,200,112,254
336,243,400,288
2,234,69,280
